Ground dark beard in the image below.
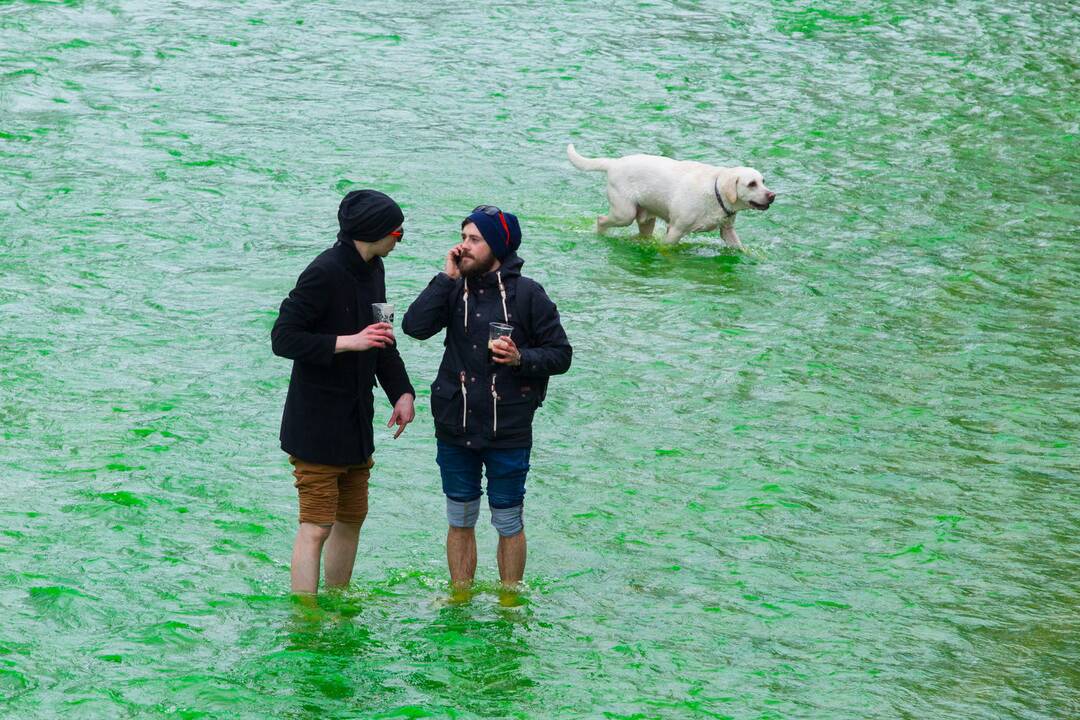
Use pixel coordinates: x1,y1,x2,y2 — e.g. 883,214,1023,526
461,255,497,278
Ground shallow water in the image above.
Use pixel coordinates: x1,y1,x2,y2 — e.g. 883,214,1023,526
1,1,1078,718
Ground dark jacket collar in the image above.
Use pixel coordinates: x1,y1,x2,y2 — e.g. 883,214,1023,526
333,240,381,278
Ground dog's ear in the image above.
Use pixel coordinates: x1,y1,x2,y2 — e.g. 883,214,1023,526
720,173,739,206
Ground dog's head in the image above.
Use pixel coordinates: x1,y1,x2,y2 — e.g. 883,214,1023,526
719,167,775,212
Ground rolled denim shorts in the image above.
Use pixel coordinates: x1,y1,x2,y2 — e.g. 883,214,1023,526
436,440,530,509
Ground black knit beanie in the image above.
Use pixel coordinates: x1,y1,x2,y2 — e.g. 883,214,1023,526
337,190,404,243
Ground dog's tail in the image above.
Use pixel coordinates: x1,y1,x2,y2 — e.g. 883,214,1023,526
566,144,611,172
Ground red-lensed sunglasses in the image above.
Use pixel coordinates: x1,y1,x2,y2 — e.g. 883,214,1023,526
388,228,404,240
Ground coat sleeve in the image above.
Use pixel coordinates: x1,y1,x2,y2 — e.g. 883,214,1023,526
402,273,457,340
375,342,415,405
271,263,337,366
516,282,572,378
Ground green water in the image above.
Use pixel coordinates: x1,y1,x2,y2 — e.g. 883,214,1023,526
2,1,1078,717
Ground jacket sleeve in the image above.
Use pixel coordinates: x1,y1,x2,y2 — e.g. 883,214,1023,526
402,273,457,340
516,282,572,378
375,342,415,405
270,263,337,366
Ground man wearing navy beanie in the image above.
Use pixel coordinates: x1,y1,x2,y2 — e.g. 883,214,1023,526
403,205,572,603
272,190,416,595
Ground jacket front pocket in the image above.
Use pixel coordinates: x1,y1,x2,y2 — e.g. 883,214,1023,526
430,379,465,434
489,392,537,439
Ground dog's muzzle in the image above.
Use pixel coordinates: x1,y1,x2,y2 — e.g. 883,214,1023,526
750,193,776,210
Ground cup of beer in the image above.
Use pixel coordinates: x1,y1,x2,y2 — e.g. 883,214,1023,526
488,322,513,361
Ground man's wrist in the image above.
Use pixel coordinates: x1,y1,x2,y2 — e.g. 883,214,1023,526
335,334,354,353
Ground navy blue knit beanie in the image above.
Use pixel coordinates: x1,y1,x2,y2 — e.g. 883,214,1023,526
337,189,403,243
466,207,521,260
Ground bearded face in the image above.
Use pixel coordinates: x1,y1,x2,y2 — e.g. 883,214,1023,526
460,253,497,278
456,222,498,277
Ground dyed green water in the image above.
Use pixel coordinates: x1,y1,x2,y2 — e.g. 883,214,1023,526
2,1,1078,717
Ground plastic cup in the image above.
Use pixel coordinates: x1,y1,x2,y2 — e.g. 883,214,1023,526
372,303,394,325
488,322,513,359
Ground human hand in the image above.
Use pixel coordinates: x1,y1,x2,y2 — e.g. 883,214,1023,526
387,393,415,439
491,336,521,366
345,322,395,352
444,244,464,279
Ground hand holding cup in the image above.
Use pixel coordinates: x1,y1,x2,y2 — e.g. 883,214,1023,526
489,322,520,366
351,322,394,351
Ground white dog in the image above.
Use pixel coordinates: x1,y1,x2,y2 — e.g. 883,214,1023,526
567,144,775,248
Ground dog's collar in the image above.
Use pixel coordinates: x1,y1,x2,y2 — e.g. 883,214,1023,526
714,178,735,217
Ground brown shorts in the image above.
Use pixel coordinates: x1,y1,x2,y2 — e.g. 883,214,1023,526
289,455,374,525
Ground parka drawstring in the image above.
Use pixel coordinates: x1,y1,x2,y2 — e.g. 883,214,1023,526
496,271,509,322
463,284,469,331
492,272,510,434
459,271,512,436
461,274,508,331
460,371,468,428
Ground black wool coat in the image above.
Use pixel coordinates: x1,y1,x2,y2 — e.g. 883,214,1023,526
271,242,414,465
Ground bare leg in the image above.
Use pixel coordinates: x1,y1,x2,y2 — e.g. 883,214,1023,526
323,520,362,588
496,530,527,607
447,526,477,590
496,530,526,586
291,522,333,594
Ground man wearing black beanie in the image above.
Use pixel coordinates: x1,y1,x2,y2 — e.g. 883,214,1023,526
272,189,415,595
403,204,572,603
